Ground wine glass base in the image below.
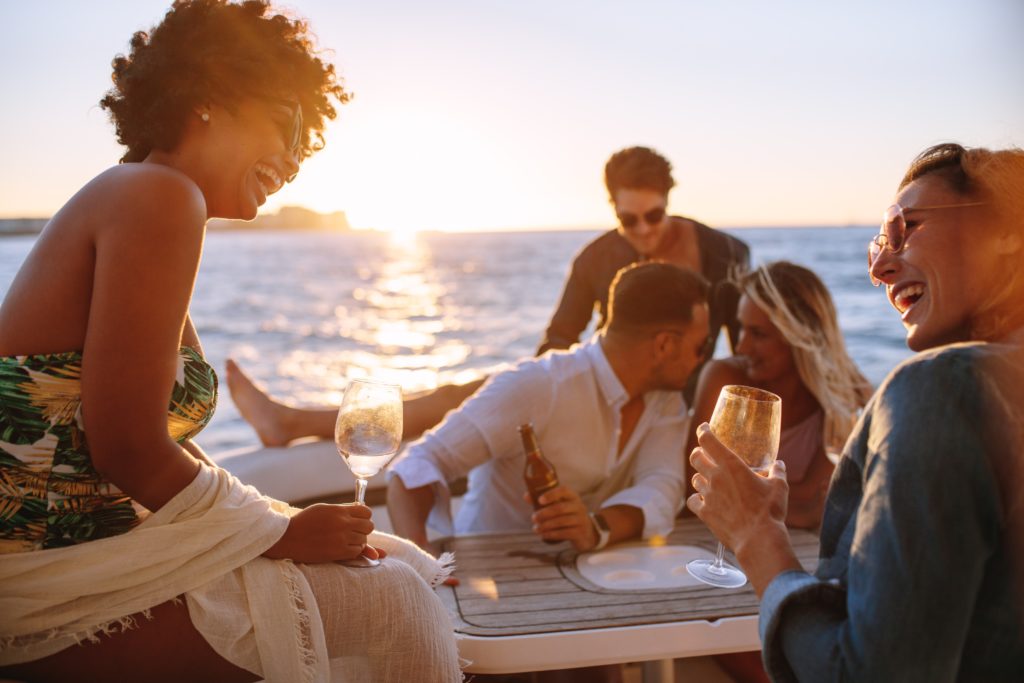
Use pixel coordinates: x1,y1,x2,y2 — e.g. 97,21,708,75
339,555,381,568
686,558,747,588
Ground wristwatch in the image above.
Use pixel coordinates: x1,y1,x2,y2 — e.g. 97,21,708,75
589,512,611,551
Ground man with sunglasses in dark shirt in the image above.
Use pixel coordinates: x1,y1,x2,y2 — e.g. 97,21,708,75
538,146,750,402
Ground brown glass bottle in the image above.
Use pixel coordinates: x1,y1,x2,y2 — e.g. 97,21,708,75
520,423,560,545
520,422,560,506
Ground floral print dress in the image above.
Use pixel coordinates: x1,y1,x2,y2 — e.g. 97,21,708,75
0,347,217,553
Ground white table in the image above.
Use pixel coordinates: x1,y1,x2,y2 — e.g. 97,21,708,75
437,519,820,681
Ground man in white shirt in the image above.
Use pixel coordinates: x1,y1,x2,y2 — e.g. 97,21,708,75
387,262,711,553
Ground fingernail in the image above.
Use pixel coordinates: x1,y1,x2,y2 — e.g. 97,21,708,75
697,422,710,435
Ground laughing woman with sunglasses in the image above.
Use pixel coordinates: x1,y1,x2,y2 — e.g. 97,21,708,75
688,143,1024,681
538,146,751,402
0,2,461,682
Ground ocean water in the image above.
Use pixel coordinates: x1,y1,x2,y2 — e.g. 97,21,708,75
0,226,911,454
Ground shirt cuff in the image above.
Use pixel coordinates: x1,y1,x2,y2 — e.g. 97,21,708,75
759,570,845,683
388,452,454,536
388,450,447,489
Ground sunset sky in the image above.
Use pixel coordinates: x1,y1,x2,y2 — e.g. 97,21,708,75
1,0,1022,232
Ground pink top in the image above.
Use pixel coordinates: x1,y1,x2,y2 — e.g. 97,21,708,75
778,410,823,482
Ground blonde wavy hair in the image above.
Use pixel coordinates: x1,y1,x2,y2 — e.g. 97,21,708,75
736,261,873,453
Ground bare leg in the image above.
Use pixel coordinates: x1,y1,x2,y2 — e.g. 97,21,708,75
402,378,484,438
0,599,257,683
226,358,485,446
225,358,336,447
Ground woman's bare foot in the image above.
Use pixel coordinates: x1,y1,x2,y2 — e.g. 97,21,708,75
225,359,299,447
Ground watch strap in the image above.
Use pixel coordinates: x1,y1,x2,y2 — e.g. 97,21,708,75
590,512,611,551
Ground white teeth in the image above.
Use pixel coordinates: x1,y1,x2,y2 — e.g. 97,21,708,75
893,283,925,313
253,163,282,194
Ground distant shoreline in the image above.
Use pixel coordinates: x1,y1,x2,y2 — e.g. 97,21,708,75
0,205,352,237
0,219,873,237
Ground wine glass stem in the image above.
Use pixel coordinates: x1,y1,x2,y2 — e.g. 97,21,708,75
354,477,368,505
712,543,727,572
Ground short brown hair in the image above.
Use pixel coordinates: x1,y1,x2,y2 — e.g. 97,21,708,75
606,262,708,334
604,146,675,198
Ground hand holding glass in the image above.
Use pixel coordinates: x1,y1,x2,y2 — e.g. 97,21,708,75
334,379,403,567
687,385,781,588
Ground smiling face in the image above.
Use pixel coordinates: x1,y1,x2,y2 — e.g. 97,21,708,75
612,188,671,256
734,294,796,384
198,98,302,220
869,175,1000,351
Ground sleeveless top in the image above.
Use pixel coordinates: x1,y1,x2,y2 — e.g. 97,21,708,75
778,409,824,483
0,346,217,553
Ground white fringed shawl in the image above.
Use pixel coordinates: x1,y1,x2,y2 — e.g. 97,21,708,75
0,465,454,682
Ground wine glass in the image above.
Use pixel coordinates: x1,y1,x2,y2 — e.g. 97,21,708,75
687,384,781,588
334,378,403,567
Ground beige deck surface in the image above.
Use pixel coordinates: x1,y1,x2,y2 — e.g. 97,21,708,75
439,518,819,638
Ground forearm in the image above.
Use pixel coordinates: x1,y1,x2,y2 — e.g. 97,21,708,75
599,504,644,545
735,521,802,598
539,273,592,353
386,476,437,548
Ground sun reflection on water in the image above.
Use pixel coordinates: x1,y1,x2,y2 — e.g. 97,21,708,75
279,230,479,400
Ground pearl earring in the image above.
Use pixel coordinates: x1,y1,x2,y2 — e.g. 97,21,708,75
200,112,210,123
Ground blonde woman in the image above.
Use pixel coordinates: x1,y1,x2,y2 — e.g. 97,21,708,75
686,261,872,530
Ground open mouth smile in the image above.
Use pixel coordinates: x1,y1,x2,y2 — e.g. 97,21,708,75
890,282,925,319
253,163,283,195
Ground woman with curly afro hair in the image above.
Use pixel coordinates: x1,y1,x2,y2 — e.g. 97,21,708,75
0,2,462,681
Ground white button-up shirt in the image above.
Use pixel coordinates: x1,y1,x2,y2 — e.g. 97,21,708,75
388,337,689,539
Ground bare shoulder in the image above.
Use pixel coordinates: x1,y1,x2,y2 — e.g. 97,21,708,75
690,357,748,417
78,164,207,242
697,357,748,391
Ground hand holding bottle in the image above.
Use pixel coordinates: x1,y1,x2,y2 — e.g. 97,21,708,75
525,485,598,551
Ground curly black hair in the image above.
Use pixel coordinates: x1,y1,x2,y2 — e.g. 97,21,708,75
100,0,349,163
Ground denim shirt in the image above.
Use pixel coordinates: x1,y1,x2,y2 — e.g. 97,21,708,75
759,343,1024,682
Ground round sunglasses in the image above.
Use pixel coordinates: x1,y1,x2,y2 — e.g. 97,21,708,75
867,201,985,286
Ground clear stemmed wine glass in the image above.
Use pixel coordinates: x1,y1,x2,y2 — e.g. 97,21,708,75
334,378,403,568
687,384,781,588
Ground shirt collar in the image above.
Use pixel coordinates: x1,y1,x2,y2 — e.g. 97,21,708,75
583,335,629,408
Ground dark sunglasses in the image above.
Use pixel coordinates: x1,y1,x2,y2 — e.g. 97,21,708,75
285,104,303,158
867,201,986,286
617,206,666,231
259,97,304,158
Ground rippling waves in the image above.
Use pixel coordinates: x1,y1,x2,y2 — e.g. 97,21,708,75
0,227,911,453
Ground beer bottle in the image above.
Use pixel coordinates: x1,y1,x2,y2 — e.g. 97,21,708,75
520,422,559,509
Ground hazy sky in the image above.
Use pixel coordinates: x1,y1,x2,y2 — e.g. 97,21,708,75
2,0,1022,232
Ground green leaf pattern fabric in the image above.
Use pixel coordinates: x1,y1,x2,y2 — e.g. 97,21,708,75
0,347,217,553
